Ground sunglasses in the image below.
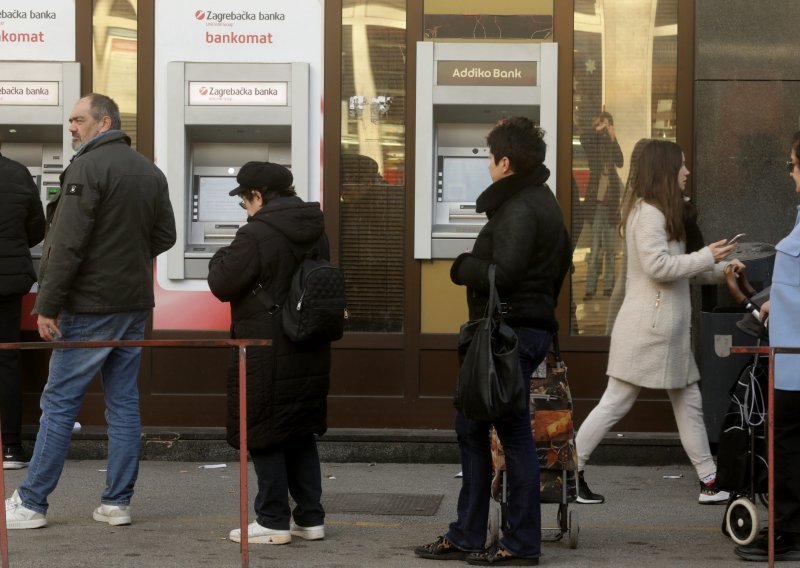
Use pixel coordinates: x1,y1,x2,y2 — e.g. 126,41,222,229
238,199,247,210
788,161,798,174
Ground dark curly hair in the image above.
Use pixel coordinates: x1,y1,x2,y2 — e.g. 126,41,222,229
485,116,546,175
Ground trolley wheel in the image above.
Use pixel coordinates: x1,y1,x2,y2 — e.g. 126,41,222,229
568,509,579,549
726,497,760,546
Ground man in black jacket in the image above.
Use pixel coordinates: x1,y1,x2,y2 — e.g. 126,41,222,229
4,93,176,530
0,141,45,470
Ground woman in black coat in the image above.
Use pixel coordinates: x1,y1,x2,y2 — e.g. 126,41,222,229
208,161,330,545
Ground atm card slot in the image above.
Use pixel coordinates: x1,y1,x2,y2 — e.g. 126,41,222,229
204,232,238,240
432,224,481,239
448,213,486,222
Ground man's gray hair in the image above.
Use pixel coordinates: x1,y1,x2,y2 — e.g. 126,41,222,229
86,93,121,130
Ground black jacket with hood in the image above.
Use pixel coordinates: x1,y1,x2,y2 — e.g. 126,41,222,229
207,195,331,449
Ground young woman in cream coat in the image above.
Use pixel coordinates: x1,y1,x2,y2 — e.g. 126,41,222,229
575,140,743,505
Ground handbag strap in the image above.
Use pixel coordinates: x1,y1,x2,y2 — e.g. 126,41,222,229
486,264,504,321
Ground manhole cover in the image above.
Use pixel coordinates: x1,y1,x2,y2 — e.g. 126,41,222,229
322,493,443,516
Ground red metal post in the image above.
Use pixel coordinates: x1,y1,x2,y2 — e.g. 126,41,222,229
768,348,775,568
239,345,249,568
1,420,8,568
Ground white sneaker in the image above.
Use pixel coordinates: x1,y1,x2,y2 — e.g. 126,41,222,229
5,490,47,529
229,520,291,544
290,522,325,540
93,504,132,526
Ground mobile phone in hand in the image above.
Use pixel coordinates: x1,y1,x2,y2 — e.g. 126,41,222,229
727,233,746,245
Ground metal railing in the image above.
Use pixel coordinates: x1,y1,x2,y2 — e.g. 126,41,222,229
730,345,800,568
0,338,271,568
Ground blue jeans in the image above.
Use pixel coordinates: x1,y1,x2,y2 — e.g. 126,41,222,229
18,310,149,514
446,327,551,558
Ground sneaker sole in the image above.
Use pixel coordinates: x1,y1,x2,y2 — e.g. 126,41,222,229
699,496,729,504
291,528,325,540
93,511,131,526
7,518,47,530
3,462,28,470
230,533,291,545
576,496,604,504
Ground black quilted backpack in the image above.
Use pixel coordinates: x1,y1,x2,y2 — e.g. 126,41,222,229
281,251,347,343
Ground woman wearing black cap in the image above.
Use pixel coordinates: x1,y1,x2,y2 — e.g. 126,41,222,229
208,161,330,545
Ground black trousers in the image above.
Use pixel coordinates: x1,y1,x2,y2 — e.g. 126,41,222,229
250,433,325,530
0,294,23,448
775,389,800,534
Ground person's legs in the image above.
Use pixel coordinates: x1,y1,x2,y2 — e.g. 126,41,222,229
576,377,641,469
286,433,325,529
0,294,23,450
584,207,604,296
444,412,493,553
251,445,291,530
100,309,148,506
775,389,800,534
666,383,716,480
17,312,120,514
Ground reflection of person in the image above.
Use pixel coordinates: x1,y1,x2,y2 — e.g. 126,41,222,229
605,138,652,333
0,141,45,470
575,140,742,505
4,93,176,529
415,117,572,565
208,161,330,545
581,111,623,300
735,132,800,561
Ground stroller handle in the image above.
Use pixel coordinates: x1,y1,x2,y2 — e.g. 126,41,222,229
725,269,761,319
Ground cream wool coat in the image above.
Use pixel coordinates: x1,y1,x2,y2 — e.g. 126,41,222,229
606,200,726,389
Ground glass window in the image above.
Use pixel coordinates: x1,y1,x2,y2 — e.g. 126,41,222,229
571,0,678,336
92,0,138,148
340,0,407,332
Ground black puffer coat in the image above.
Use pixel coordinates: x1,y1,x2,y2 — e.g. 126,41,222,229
0,153,45,296
208,196,331,449
450,165,572,331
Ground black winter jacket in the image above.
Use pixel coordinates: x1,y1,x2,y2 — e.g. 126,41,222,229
450,166,572,332
0,153,45,296
208,196,331,450
34,131,176,317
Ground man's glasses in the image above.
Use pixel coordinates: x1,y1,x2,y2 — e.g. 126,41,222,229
788,161,797,174
239,199,247,210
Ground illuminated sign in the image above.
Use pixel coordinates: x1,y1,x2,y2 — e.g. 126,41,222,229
188,82,288,106
437,61,537,87
0,81,59,105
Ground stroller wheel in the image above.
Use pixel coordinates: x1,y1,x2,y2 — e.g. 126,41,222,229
725,497,760,546
758,492,768,508
568,509,579,549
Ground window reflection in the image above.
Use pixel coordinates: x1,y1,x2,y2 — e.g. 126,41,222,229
340,1,406,332
571,0,678,336
93,0,137,148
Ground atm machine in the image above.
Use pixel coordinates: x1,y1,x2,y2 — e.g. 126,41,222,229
165,61,309,281
414,42,557,259
0,61,80,267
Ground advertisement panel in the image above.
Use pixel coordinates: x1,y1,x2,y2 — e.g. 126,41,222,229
152,0,324,330
0,1,75,61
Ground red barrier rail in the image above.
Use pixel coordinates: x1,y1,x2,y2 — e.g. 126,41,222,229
0,338,271,568
730,345,800,568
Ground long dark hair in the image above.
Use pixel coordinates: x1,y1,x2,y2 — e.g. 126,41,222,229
621,139,686,243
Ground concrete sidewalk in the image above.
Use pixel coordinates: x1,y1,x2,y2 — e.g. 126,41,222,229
2,461,779,568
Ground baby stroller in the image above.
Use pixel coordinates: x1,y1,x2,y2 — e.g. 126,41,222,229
488,335,579,549
716,270,769,545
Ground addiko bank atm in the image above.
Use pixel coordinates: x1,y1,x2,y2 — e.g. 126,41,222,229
414,42,557,259
165,61,309,280
0,62,80,264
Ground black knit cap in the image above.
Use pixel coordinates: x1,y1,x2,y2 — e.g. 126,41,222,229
229,161,293,196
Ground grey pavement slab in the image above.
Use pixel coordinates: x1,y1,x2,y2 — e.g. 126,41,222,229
1,462,789,567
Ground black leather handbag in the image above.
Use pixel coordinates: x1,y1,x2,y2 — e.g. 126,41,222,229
454,264,525,422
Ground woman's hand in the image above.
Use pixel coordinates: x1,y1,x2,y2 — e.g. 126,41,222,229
708,239,736,262
759,300,770,322
723,259,746,274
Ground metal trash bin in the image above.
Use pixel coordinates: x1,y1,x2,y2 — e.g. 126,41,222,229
699,242,775,444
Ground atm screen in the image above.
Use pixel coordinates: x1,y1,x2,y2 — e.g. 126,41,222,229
439,157,492,202
195,176,246,222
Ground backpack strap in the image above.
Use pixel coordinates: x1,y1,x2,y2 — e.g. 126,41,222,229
250,239,320,316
